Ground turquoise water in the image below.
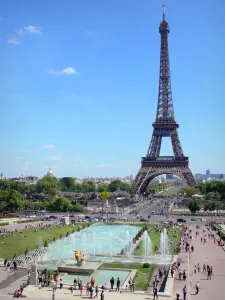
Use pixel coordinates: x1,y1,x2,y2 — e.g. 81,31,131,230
45,225,139,261
62,270,130,286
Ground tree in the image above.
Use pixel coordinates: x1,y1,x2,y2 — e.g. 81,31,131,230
188,199,200,214
97,184,109,193
59,177,76,191
71,202,85,212
99,191,111,215
50,197,71,212
36,176,58,195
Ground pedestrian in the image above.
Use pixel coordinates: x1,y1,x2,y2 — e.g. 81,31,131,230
153,286,158,300
59,279,63,289
116,277,120,291
194,265,197,274
183,285,187,300
203,264,206,272
178,270,182,280
171,268,174,278
94,286,99,298
195,281,199,294
183,270,186,280
80,285,84,296
100,291,104,300
89,285,93,298
74,278,77,290
207,268,211,280
70,285,73,294
197,263,200,272
110,277,114,290
210,266,213,275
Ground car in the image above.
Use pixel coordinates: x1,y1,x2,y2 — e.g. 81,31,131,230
140,218,148,222
49,215,57,219
177,218,186,223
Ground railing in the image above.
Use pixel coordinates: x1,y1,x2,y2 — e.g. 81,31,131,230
9,248,47,268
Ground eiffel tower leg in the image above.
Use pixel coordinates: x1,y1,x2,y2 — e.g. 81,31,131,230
132,166,196,195
171,129,184,157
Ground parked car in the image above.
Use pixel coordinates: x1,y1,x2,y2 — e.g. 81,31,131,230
140,218,148,222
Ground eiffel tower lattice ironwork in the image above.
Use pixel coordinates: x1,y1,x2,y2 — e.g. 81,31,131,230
132,6,196,195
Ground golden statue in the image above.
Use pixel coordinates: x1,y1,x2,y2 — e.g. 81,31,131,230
74,250,86,266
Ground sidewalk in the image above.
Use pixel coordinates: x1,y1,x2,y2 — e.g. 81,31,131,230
173,225,225,300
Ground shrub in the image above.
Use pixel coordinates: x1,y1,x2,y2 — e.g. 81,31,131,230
44,241,48,247
25,249,29,256
142,263,150,268
52,237,56,242
0,222,9,226
66,232,69,237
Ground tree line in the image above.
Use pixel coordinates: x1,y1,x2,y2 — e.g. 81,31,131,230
0,177,128,213
186,181,225,214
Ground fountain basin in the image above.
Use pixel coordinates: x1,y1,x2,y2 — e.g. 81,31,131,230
58,260,102,274
62,269,131,286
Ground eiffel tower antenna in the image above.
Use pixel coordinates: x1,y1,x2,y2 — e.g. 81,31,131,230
163,5,166,21
132,7,196,195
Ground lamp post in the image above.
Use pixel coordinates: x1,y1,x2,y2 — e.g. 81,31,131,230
50,279,57,300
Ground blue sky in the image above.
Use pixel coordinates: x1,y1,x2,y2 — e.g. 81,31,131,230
0,0,225,178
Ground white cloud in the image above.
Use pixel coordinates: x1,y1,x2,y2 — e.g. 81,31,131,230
7,24,41,45
96,164,113,168
24,25,42,35
48,67,77,75
7,37,21,44
44,155,62,161
42,145,55,149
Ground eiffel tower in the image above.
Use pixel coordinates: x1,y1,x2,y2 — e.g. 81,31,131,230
132,6,196,195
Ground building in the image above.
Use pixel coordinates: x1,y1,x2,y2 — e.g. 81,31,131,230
9,176,38,184
195,170,225,181
47,168,54,177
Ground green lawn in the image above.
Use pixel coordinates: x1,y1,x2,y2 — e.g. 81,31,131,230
0,224,88,260
101,263,155,291
135,225,181,256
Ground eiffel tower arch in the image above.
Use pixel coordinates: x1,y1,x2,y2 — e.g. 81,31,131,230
132,6,196,195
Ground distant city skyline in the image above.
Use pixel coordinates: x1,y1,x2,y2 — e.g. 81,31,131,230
1,0,225,178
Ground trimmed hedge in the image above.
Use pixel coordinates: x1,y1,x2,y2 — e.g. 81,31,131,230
0,222,9,226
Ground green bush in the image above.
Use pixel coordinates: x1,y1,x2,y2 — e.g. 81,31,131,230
0,222,9,226
66,232,69,237
17,219,40,224
44,241,48,247
25,249,29,256
142,263,150,268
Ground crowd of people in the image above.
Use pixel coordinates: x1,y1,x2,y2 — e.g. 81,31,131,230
175,225,217,300
48,273,128,299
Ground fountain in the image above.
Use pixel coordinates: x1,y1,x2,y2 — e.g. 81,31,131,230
143,230,152,260
159,228,169,261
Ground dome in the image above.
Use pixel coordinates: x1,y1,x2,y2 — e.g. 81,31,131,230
47,168,53,177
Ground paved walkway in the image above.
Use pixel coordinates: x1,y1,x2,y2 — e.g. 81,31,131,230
0,267,27,295
15,286,169,300
173,225,225,300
